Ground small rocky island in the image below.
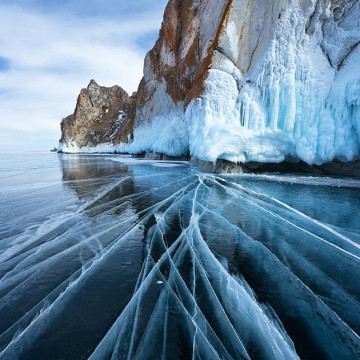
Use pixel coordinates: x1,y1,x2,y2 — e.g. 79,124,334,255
59,80,136,152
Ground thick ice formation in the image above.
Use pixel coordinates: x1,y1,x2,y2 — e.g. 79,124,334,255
121,0,359,165
58,0,360,167
183,0,360,165
57,141,118,154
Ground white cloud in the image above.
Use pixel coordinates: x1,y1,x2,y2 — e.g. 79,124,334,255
0,4,164,152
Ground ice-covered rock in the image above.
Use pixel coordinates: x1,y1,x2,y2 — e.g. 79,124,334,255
126,0,360,166
59,0,360,169
183,0,360,165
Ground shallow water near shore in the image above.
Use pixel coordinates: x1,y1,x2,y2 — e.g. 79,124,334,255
0,153,360,359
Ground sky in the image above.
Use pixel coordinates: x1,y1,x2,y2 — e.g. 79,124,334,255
0,0,167,152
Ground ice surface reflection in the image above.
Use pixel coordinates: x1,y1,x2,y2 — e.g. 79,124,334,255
0,154,359,359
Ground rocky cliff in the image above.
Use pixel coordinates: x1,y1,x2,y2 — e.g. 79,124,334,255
58,80,136,152
59,0,360,171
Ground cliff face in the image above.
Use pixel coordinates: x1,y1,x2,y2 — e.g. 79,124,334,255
133,0,229,122
58,80,136,152
59,0,360,168
184,0,360,165
124,0,360,165
117,0,230,156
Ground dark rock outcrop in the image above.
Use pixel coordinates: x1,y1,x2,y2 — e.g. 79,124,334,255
190,157,360,178
59,80,136,151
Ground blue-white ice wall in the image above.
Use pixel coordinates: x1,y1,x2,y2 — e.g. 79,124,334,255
185,0,360,164
106,0,360,165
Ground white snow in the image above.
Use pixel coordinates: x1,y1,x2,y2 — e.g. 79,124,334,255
116,112,189,157
58,141,118,154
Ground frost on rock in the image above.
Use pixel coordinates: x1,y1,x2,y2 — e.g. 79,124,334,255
58,0,360,167
182,0,360,165
58,80,136,152
124,0,360,166
57,142,118,154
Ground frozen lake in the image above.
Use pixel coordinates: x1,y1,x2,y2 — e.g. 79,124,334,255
0,153,360,359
